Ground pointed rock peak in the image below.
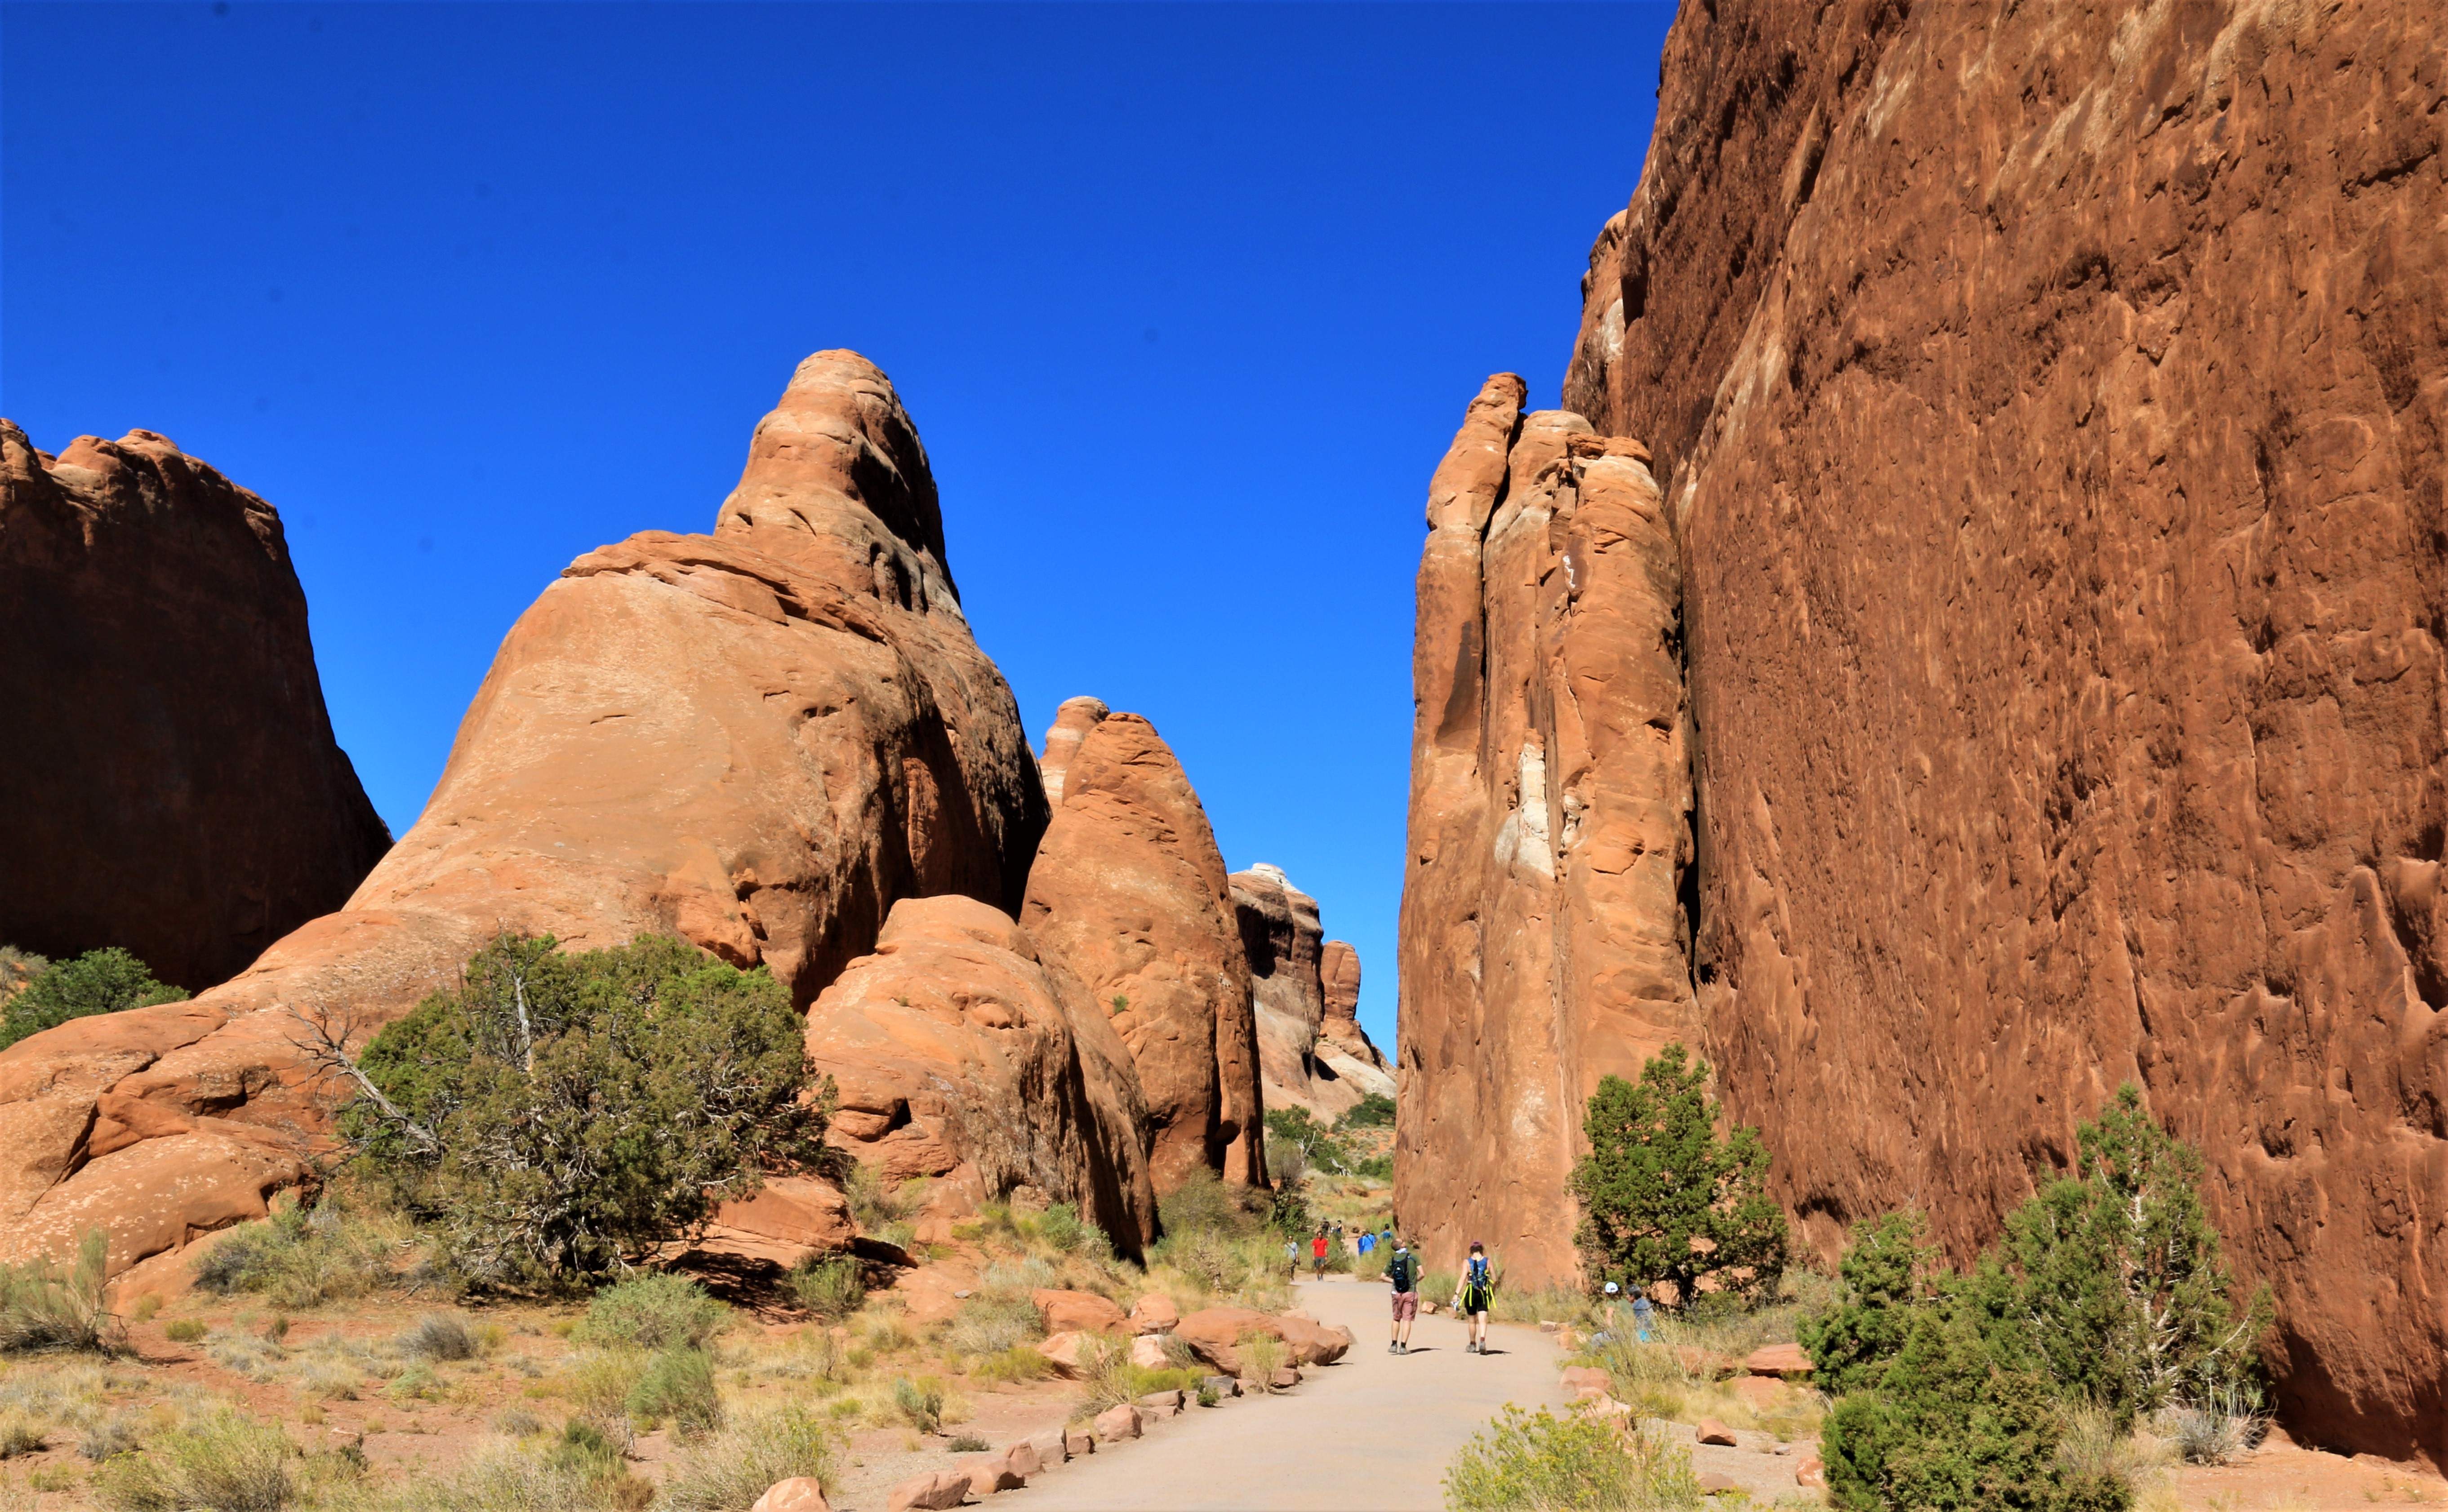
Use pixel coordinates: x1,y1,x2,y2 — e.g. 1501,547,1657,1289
715,350,959,607
1243,862,1290,888
1037,696,1111,807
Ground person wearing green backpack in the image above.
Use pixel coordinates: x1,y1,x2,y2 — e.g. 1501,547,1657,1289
1384,1236,1421,1355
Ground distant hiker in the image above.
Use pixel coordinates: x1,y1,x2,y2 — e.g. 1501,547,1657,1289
1356,1230,1376,1258
1311,1226,1331,1279
1285,1238,1299,1281
1385,1238,1420,1354
1631,1288,1655,1343
1455,1241,1495,1354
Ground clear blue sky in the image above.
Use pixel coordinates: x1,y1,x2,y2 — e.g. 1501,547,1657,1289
1,2,1669,1055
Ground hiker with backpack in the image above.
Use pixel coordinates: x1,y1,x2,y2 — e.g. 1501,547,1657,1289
1454,1240,1496,1354
1384,1236,1420,1354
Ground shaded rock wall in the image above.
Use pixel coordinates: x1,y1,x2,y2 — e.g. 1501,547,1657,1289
1232,866,1392,1122
0,424,392,991
1543,0,2444,1464
0,351,1050,1276
1023,705,1267,1192
805,894,1157,1255
1395,377,1700,1283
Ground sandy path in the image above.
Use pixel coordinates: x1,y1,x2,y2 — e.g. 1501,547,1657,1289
997,1275,1570,1511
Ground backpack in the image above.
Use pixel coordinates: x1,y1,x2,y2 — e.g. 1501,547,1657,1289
1387,1250,1416,1292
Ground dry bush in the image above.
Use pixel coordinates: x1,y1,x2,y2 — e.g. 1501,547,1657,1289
0,1231,118,1354
654,1406,832,1512
90,1411,300,1512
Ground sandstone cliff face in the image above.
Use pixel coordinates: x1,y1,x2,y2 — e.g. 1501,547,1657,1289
0,424,392,991
804,894,1157,1254
1395,377,1700,1283
1231,866,1392,1121
1315,939,1393,1099
1539,0,2444,1463
1023,705,1267,1192
0,351,1050,1276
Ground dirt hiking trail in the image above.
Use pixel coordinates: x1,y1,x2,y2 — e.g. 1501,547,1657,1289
1000,1275,1570,1511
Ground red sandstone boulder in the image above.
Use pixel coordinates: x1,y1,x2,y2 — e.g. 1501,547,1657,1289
1560,1366,1612,1400
1126,1293,1179,1333
0,352,1050,1278
885,1470,970,1512
750,1478,831,1512
1033,1288,1128,1335
1128,1334,1171,1370
1021,707,1264,1192
1796,1457,1826,1492
1695,1420,1737,1448
1173,1307,1353,1374
695,1177,854,1269
804,896,1157,1254
1024,1429,1066,1468
1033,1330,1098,1379
1732,1377,1788,1413
0,423,392,992
1061,1425,1095,1458
1744,1344,1812,1379
1092,1404,1140,1443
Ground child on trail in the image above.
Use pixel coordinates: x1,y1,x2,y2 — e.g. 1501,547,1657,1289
1384,1237,1420,1354
1311,1227,1331,1279
1455,1241,1495,1354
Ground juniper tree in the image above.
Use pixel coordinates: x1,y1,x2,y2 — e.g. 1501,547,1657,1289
1569,1043,1787,1307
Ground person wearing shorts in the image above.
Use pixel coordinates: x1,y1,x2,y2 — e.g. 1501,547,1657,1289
1456,1241,1495,1354
1385,1238,1420,1354
1311,1227,1330,1279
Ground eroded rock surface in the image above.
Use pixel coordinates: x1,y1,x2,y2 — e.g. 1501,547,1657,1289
805,894,1157,1254
1396,378,1700,1285
0,424,392,991
1231,866,1390,1121
1023,704,1266,1192
0,351,1048,1276
1544,0,2444,1464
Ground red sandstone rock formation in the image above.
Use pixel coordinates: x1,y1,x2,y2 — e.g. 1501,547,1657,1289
1037,695,1108,807
1231,866,1391,1121
0,351,1049,1277
1395,377,1700,1285
804,894,1157,1253
1023,703,1266,1192
1317,939,1393,1094
0,424,392,991
1447,0,2437,1465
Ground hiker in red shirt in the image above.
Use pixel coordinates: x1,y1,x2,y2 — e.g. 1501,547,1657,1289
1311,1226,1330,1279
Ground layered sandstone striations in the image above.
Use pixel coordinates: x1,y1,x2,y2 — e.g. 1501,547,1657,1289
803,894,1157,1254
1395,376,1700,1282
0,424,392,990
1023,704,1266,1192
0,351,1050,1275
1231,865,1391,1121
1541,0,2444,1464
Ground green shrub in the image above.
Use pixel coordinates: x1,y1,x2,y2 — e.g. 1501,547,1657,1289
1238,1332,1286,1392
0,1229,118,1353
657,1406,834,1511
1337,1093,1397,1130
92,1411,298,1512
1156,1169,1250,1238
2004,1085,2270,1424
890,1374,944,1434
626,1347,721,1438
945,1433,989,1454
1800,1211,1936,1396
842,1162,925,1236
974,1345,1054,1383
1351,1154,1394,1180
400,1313,479,1362
944,1290,1043,1359
1032,1201,1112,1259
1571,1044,1787,1309
0,947,187,1053
164,1320,207,1344
786,1256,864,1321
581,1273,728,1351
342,932,828,1288
1264,1106,1351,1180
1443,1405,1701,1511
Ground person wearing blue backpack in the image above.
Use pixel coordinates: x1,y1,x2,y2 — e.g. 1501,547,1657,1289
1455,1240,1496,1354
1384,1237,1421,1354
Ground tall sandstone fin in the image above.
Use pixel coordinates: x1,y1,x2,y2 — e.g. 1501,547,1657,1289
1024,706,1268,1193
0,422,392,991
1396,382,1699,1284
1232,866,1393,1122
1547,0,2444,1466
0,351,1050,1277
